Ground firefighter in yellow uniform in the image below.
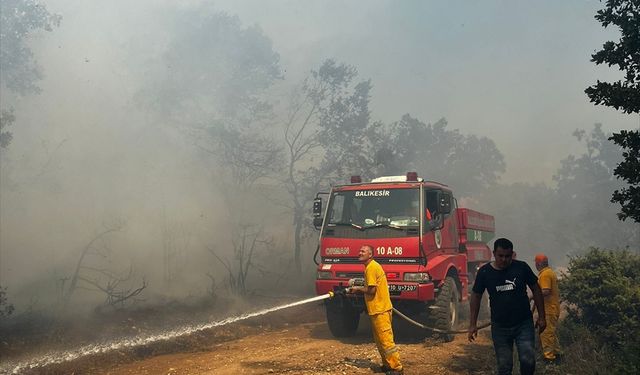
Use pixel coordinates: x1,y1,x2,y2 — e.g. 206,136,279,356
349,245,403,375
535,253,561,362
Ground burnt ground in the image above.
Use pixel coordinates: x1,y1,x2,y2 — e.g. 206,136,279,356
1,298,505,375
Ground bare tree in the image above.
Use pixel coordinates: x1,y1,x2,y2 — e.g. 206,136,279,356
207,224,273,296
77,266,147,308
198,110,281,295
63,221,123,306
281,59,373,272
205,272,218,304
62,220,146,309
161,213,191,287
134,7,285,296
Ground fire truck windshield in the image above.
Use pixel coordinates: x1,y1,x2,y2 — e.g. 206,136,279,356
326,188,419,230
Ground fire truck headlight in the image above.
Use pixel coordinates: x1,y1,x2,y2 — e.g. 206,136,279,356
403,272,431,283
317,271,333,279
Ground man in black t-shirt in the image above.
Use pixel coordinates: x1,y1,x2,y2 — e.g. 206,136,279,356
468,238,546,375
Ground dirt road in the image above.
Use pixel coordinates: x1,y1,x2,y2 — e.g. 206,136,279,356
58,303,496,375
6,300,496,374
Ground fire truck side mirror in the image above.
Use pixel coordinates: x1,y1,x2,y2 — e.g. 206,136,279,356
313,197,323,217
313,217,324,229
439,194,452,214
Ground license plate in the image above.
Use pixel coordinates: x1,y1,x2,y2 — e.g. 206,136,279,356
388,284,417,292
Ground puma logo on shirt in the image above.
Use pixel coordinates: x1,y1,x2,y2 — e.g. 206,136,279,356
496,278,516,292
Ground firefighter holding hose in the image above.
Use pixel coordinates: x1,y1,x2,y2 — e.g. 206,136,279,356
348,244,403,375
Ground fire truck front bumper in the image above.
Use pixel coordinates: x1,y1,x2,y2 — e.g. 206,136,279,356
316,280,434,301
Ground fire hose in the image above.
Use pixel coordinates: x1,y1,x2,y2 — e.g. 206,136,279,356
391,306,491,334
329,278,492,335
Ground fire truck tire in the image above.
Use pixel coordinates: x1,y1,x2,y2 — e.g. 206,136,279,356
428,276,459,342
325,298,360,337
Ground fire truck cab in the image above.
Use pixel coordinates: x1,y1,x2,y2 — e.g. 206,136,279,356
313,172,494,339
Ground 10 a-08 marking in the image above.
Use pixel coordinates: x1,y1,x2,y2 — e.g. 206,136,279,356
376,246,403,255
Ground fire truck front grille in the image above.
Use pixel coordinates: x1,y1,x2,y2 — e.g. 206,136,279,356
335,272,364,279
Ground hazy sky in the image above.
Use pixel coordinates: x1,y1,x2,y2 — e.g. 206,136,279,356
2,0,639,303
24,0,639,184
211,0,639,182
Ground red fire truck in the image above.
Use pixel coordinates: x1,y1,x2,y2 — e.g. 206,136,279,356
313,172,495,338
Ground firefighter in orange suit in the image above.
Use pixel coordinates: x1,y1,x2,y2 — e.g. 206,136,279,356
349,245,403,375
534,253,561,362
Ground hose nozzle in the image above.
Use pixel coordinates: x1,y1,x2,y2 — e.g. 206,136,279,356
328,289,349,298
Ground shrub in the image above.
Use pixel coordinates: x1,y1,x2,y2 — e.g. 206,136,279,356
560,248,640,374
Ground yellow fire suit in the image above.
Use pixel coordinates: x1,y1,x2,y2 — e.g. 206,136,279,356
364,259,402,372
538,266,561,360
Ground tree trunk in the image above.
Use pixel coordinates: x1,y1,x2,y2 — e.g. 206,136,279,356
293,208,303,273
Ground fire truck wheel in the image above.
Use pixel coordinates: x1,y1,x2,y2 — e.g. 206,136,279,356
325,297,360,337
428,276,459,342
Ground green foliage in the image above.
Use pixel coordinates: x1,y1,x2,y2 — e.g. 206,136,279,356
554,319,615,375
137,6,283,186
313,60,374,182
478,124,638,259
283,59,373,271
585,0,640,223
553,124,637,250
140,6,286,288
0,109,15,149
560,248,640,373
283,58,373,192
0,0,60,150
136,7,281,122
374,114,506,196
0,0,61,95
585,0,640,114
609,130,640,222
551,124,638,250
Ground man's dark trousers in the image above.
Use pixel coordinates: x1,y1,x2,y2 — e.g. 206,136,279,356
490,319,536,375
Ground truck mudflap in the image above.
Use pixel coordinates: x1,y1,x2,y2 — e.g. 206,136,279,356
315,280,434,301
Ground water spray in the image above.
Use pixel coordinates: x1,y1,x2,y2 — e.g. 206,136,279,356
1,293,336,374
2,288,488,374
